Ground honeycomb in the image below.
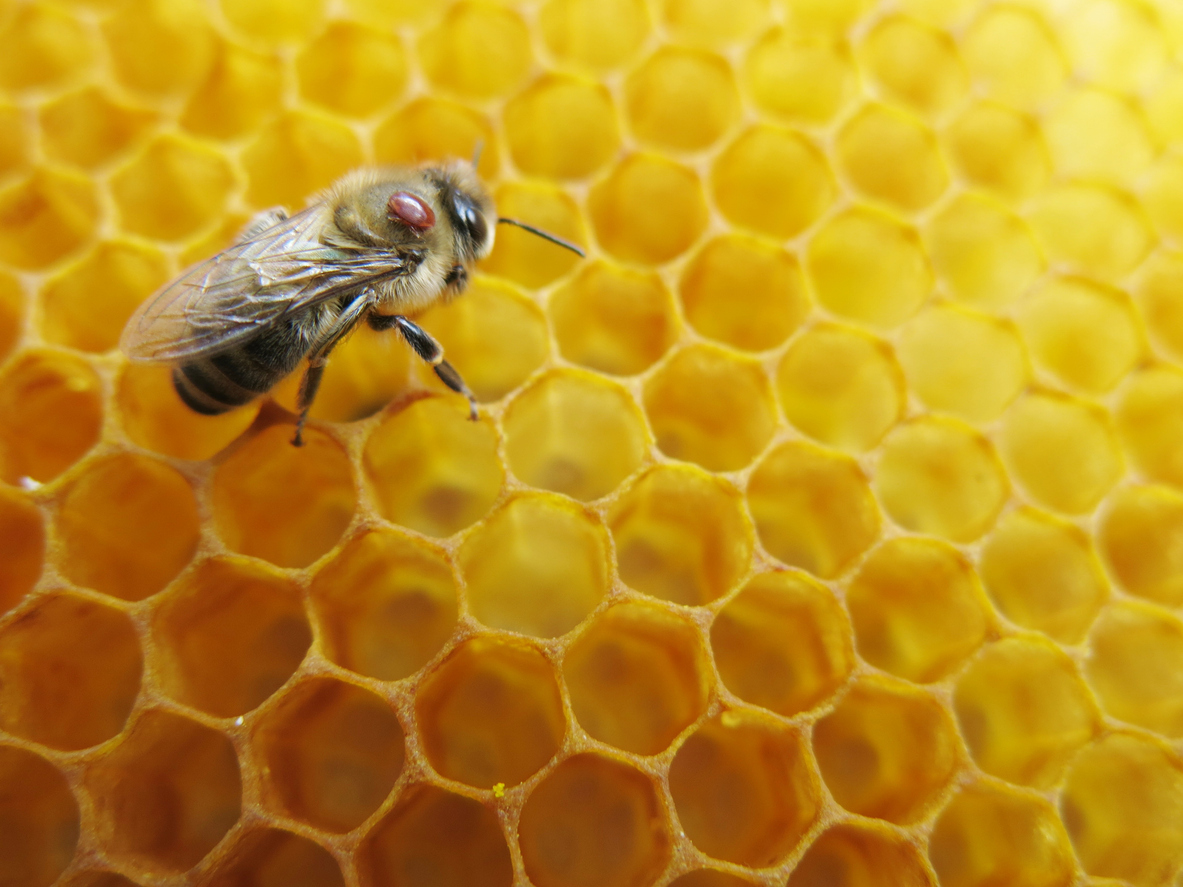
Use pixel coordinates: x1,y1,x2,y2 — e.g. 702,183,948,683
3,0,1183,884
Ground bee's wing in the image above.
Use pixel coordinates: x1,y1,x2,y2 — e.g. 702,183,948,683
120,205,414,363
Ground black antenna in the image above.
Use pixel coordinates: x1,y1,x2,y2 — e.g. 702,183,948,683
498,218,586,257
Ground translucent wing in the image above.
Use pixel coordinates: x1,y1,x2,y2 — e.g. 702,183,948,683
120,205,417,362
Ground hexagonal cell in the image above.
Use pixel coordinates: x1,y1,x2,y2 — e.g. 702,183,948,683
669,871,755,887
0,745,78,887
296,22,406,118
154,558,310,717
875,417,1008,543
859,15,966,119
1001,392,1123,515
711,125,835,240
712,570,853,717
212,425,356,569
549,260,680,376
788,823,933,887
180,41,284,142
806,207,932,329
661,0,766,46
1027,185,1153,284
416,637,564,789
669,712,820,867
505,75,619,180
1019,276,1142,395
360,785,512,887
1063,0,1167,93
589,154,709,265
847,537,991,684
0,487,43,614
742,28,856,125
929,781,1075,887
813,678,960,824
40,88,154,170
478,183,585,289
1100,485,1183,606
679,235,809,352
609,465,752,606
241,111,364,211
56,452,199,601
101,0,213,97
519,754,670,887
1060,733,1183,884
625,47,738,153
1117,366,1183,489
0,270,22,365
776,324,904,453
364,398,502,539
779,0,872,37
1135,252,1183,363
374,97,498,178
961,6,1068,111
86,710,241,871
1086,602,1183,738
1045,88,1152,184
564,601,709,755
836,104,947,213
954,638,1098,789
945,101,1051,203
539,0,649,71
0,349,102,485
979,508,1109,644
418,2,531,99
924,192,1044,309
503,370,647,501
206,828,343,887
460,494,609,637
644,343,778,472
219,0,324,45
254,678,403,833
0,2,92,92
747,441,880,579
310,529,457,682
0,168,98,269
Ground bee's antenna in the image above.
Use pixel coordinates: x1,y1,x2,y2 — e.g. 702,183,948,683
497,218,586,257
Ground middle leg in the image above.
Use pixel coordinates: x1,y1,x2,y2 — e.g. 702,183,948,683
368,313,479,420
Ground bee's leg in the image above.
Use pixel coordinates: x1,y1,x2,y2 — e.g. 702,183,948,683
291,357,328,447
369,313,479,420
237,207,289,243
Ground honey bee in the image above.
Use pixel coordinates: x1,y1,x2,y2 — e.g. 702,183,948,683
121,161,584,445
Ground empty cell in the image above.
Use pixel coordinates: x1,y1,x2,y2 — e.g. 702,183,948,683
0,168,98,269
241,112,363,211
0,3,92,92
979,508,1109,644
670,712,820,866
0,350,102,485
712,570,853,717
461,494,609,637
416,637,564,788
477,184,584,289
670,871,755,887
364,397,502,538
180,42,284,142
806,207,932,329
609,464,753,606
747,441,880,579
945,101,1051,203
813,678,960,824
1044,89,1154,183
858,15,967,119
661,0,767,46
954,638,1098,789
1027,185,1152,284
961,6,1068,111
519,755,670,887
626,47,738,153
1135,252,1183,362
564,601,709,755
589,154,708,265
679,235,809,352
375,97,498,178
154,558,311,717
505,75,619,179
0,271,21,364
360,785,512,887
0,593,140,750
310,528,457,682
40,88,155,170
1060,733,1183,884
503,370,648,501
212,425,356,569
643,345,777,472
788,824,933,887
875,417,1008,543
296,22,406,118
86,710,241,871
1019,276,1143,395
1100,485,1183,606
0,487,43,614
928,781,1075,887
776,324,904,453
777,0,871,38
418,2,532,100
220,0,324,45
205,828,344,887
847,537,991,684
837,105,948,213
0,745,78,887
924,192,1044,309
1143,155,1183,245
1117,366,1183,489
540,0,648,70
1062,0,1168,94
549,260,680,376
254,678,403,833
742,28,857,125
712,125,835,240
103,0,213,97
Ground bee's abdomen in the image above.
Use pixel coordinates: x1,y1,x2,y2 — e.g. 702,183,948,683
172,349,288,416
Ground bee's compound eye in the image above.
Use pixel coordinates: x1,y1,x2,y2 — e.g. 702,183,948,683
388,191,436,231
452,192,489,249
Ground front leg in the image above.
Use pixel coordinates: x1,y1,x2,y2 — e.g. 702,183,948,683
368,313,479,420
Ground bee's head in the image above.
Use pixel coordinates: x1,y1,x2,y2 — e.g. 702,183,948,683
432,163,496,262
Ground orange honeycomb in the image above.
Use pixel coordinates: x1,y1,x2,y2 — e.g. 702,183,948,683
2,0,1183,884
